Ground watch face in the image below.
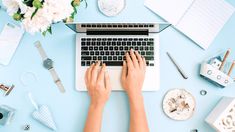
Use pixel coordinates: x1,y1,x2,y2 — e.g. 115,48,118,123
43,59,53,69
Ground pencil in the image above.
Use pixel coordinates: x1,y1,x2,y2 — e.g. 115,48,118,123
228,61,235,76
219,49,231,70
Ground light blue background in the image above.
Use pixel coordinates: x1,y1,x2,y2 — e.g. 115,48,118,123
0,0,235,132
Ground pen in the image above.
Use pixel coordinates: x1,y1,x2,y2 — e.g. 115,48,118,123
166,52,188,79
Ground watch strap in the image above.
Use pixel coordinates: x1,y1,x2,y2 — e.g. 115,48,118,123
34,41,48,60
49,68,65,93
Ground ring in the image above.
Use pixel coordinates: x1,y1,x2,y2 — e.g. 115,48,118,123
200,90,207,96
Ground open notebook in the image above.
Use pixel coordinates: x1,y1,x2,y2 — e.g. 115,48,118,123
145,0,235,49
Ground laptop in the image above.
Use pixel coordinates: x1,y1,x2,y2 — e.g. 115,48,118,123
66,23,170,91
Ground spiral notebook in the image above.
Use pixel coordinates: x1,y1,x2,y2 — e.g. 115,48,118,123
145,0,235,49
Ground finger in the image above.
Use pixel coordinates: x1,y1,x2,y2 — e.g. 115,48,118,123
135,51,143,69
97,63,106,89
105,71,111,91
130,49,138,68
121,61,127,81
142,56,146,71
126,52,134,70
91,61,101,83
87,63,94,83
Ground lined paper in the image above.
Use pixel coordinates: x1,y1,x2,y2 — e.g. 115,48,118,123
176,0,235,49
145,0,235,49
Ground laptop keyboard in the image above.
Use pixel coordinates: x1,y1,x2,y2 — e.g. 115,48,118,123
81,38,155,66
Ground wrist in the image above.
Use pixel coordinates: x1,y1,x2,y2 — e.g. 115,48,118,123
90,101,106,109
127,91,143,103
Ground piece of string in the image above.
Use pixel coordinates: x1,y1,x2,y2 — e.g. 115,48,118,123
28,92,39,110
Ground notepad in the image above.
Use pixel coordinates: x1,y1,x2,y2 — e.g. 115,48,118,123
145,0,235,49
0,23,24,65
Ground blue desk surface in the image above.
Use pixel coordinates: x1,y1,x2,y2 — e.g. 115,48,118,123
1,0,235,132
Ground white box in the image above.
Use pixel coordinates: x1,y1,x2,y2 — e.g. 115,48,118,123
205,97,235,132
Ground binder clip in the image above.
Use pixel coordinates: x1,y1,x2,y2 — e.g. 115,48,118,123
0,84,15,96
200,49,235,88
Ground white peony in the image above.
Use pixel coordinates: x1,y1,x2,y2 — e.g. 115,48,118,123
2,0,28,15
43,0,74,22
22,7,52,34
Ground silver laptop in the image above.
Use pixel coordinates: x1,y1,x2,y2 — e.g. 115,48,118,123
66,23,170,91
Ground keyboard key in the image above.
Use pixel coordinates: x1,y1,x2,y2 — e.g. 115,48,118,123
89,47,93,50
81,51,89,55
108,56,112,60
94,47,98,50
109,47,113,50
98,56,102,60
82,56,91,60
103,56,107,60
146,52,154,55
102,61,123,66
95,51,99,55
90,51,94,55
81,61,86,66
145,56,154,60
93,56,97,60
101,51,104,55
105,51,109,55
104,47,108,50
118,56,122,60
86,61,91,66
82,47,88,50
99,47,103,50
113,56,117,60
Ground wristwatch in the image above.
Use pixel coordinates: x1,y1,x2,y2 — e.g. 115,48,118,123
34,41,65,93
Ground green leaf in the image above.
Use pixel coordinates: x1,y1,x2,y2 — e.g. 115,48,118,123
48,27,52,34
31,8,38,19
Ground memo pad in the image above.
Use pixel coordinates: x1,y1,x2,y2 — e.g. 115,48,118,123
0,23,24,65
145,0,235,49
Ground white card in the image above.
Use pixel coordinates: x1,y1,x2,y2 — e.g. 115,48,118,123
0,23,24,65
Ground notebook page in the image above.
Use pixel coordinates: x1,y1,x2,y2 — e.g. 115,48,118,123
176,0,235,49
144,0,194,25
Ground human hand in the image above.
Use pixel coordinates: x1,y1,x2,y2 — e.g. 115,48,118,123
85,61,111,107
121,49,146,98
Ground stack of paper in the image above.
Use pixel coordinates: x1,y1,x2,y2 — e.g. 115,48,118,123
145,0,235,49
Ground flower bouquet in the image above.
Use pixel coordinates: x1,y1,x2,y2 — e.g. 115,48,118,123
2,0,84,35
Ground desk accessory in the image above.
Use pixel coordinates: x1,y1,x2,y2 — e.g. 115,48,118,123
0,23,24,65
0,83,15,96
34,41,65,93
98,0,125,17
20,71,38,86
145,0,235,50
2,0,82,35
206,97,235,132
200,49,235,88
162,89,196,120
23,124,31,131
28,93,57,131
0,105,15,126
166,52,188,79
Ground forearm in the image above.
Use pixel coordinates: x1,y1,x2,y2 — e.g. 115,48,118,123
128,93,149,132
84,104,104,132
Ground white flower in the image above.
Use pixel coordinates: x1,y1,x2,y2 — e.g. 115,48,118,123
2,0,28,15
22,7,52,34
43,0,74,22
